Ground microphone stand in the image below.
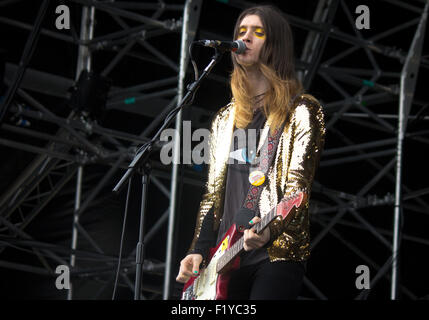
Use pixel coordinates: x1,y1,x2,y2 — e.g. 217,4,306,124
112,48,224,300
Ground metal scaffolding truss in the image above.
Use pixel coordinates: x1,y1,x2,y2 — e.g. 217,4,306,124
291,0,429,300
0,0,428,300
0,0,204,299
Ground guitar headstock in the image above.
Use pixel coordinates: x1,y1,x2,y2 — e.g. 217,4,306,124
251,191,306,235
276,191,305,220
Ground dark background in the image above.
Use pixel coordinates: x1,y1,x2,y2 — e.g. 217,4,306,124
0,0,428,300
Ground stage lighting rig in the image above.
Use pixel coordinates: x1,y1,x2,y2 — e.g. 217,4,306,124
68,69,111,122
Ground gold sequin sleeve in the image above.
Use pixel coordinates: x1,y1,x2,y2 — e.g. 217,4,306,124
187,104,233,254
266,96,326,261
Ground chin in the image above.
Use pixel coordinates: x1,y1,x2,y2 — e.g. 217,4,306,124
237,58,257,68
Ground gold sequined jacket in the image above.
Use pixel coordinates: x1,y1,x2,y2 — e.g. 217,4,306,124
188,95,326,262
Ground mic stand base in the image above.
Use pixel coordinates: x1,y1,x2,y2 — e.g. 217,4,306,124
134,164,150,300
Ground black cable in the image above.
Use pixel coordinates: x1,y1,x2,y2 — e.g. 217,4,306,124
189,42,199,81
161,43,199,126
112,176,133,300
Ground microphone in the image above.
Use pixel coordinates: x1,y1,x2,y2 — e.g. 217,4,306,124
196,39,247,54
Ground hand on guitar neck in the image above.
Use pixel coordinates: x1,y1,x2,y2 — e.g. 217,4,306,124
243,216,270,251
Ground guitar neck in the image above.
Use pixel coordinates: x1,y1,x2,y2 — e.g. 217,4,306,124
215,204,277,274
215,192,303,274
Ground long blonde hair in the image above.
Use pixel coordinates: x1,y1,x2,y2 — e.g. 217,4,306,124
230,5,315,131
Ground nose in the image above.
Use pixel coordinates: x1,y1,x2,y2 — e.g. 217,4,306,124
241,30,253,43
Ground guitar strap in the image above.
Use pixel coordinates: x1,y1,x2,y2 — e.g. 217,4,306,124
241,121,285,215
241,94,300,216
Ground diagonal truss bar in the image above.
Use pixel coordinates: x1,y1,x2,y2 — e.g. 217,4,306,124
0,0,50,124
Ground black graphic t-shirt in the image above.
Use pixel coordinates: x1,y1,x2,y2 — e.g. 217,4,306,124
218,107,269,267
194,107,269,267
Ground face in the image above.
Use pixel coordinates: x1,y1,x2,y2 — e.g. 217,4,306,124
234,14,266,67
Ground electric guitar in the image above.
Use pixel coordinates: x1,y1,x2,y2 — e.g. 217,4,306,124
181,191,305,300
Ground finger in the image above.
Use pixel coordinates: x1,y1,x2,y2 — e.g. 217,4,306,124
243,230,251,251
176,274,189,283
178,266,193,279
245,229,261,243
248,229,270,248
247,228,260,239
249,216,261,225
179,260,194,278
176,268,190,283
244,229,250,240
244,231,260,251
244,231,267,249
243,242,251,251
192,259,200,276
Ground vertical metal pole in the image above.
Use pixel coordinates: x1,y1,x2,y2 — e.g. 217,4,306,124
76,6,95,78
298,0,329,83
67,166,83,300
67,5,95,300
391,87,404,301
163,0,202,300
391,2,427,300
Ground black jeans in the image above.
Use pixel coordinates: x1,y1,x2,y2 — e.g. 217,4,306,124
227,259,305,300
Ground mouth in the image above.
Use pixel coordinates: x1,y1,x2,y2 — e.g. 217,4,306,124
236,49,250,57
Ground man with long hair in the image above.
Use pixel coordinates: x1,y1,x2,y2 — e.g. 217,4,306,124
176,5,325,300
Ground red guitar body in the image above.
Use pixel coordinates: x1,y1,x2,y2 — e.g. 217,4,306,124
182,223,242,300
181,191,304,300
